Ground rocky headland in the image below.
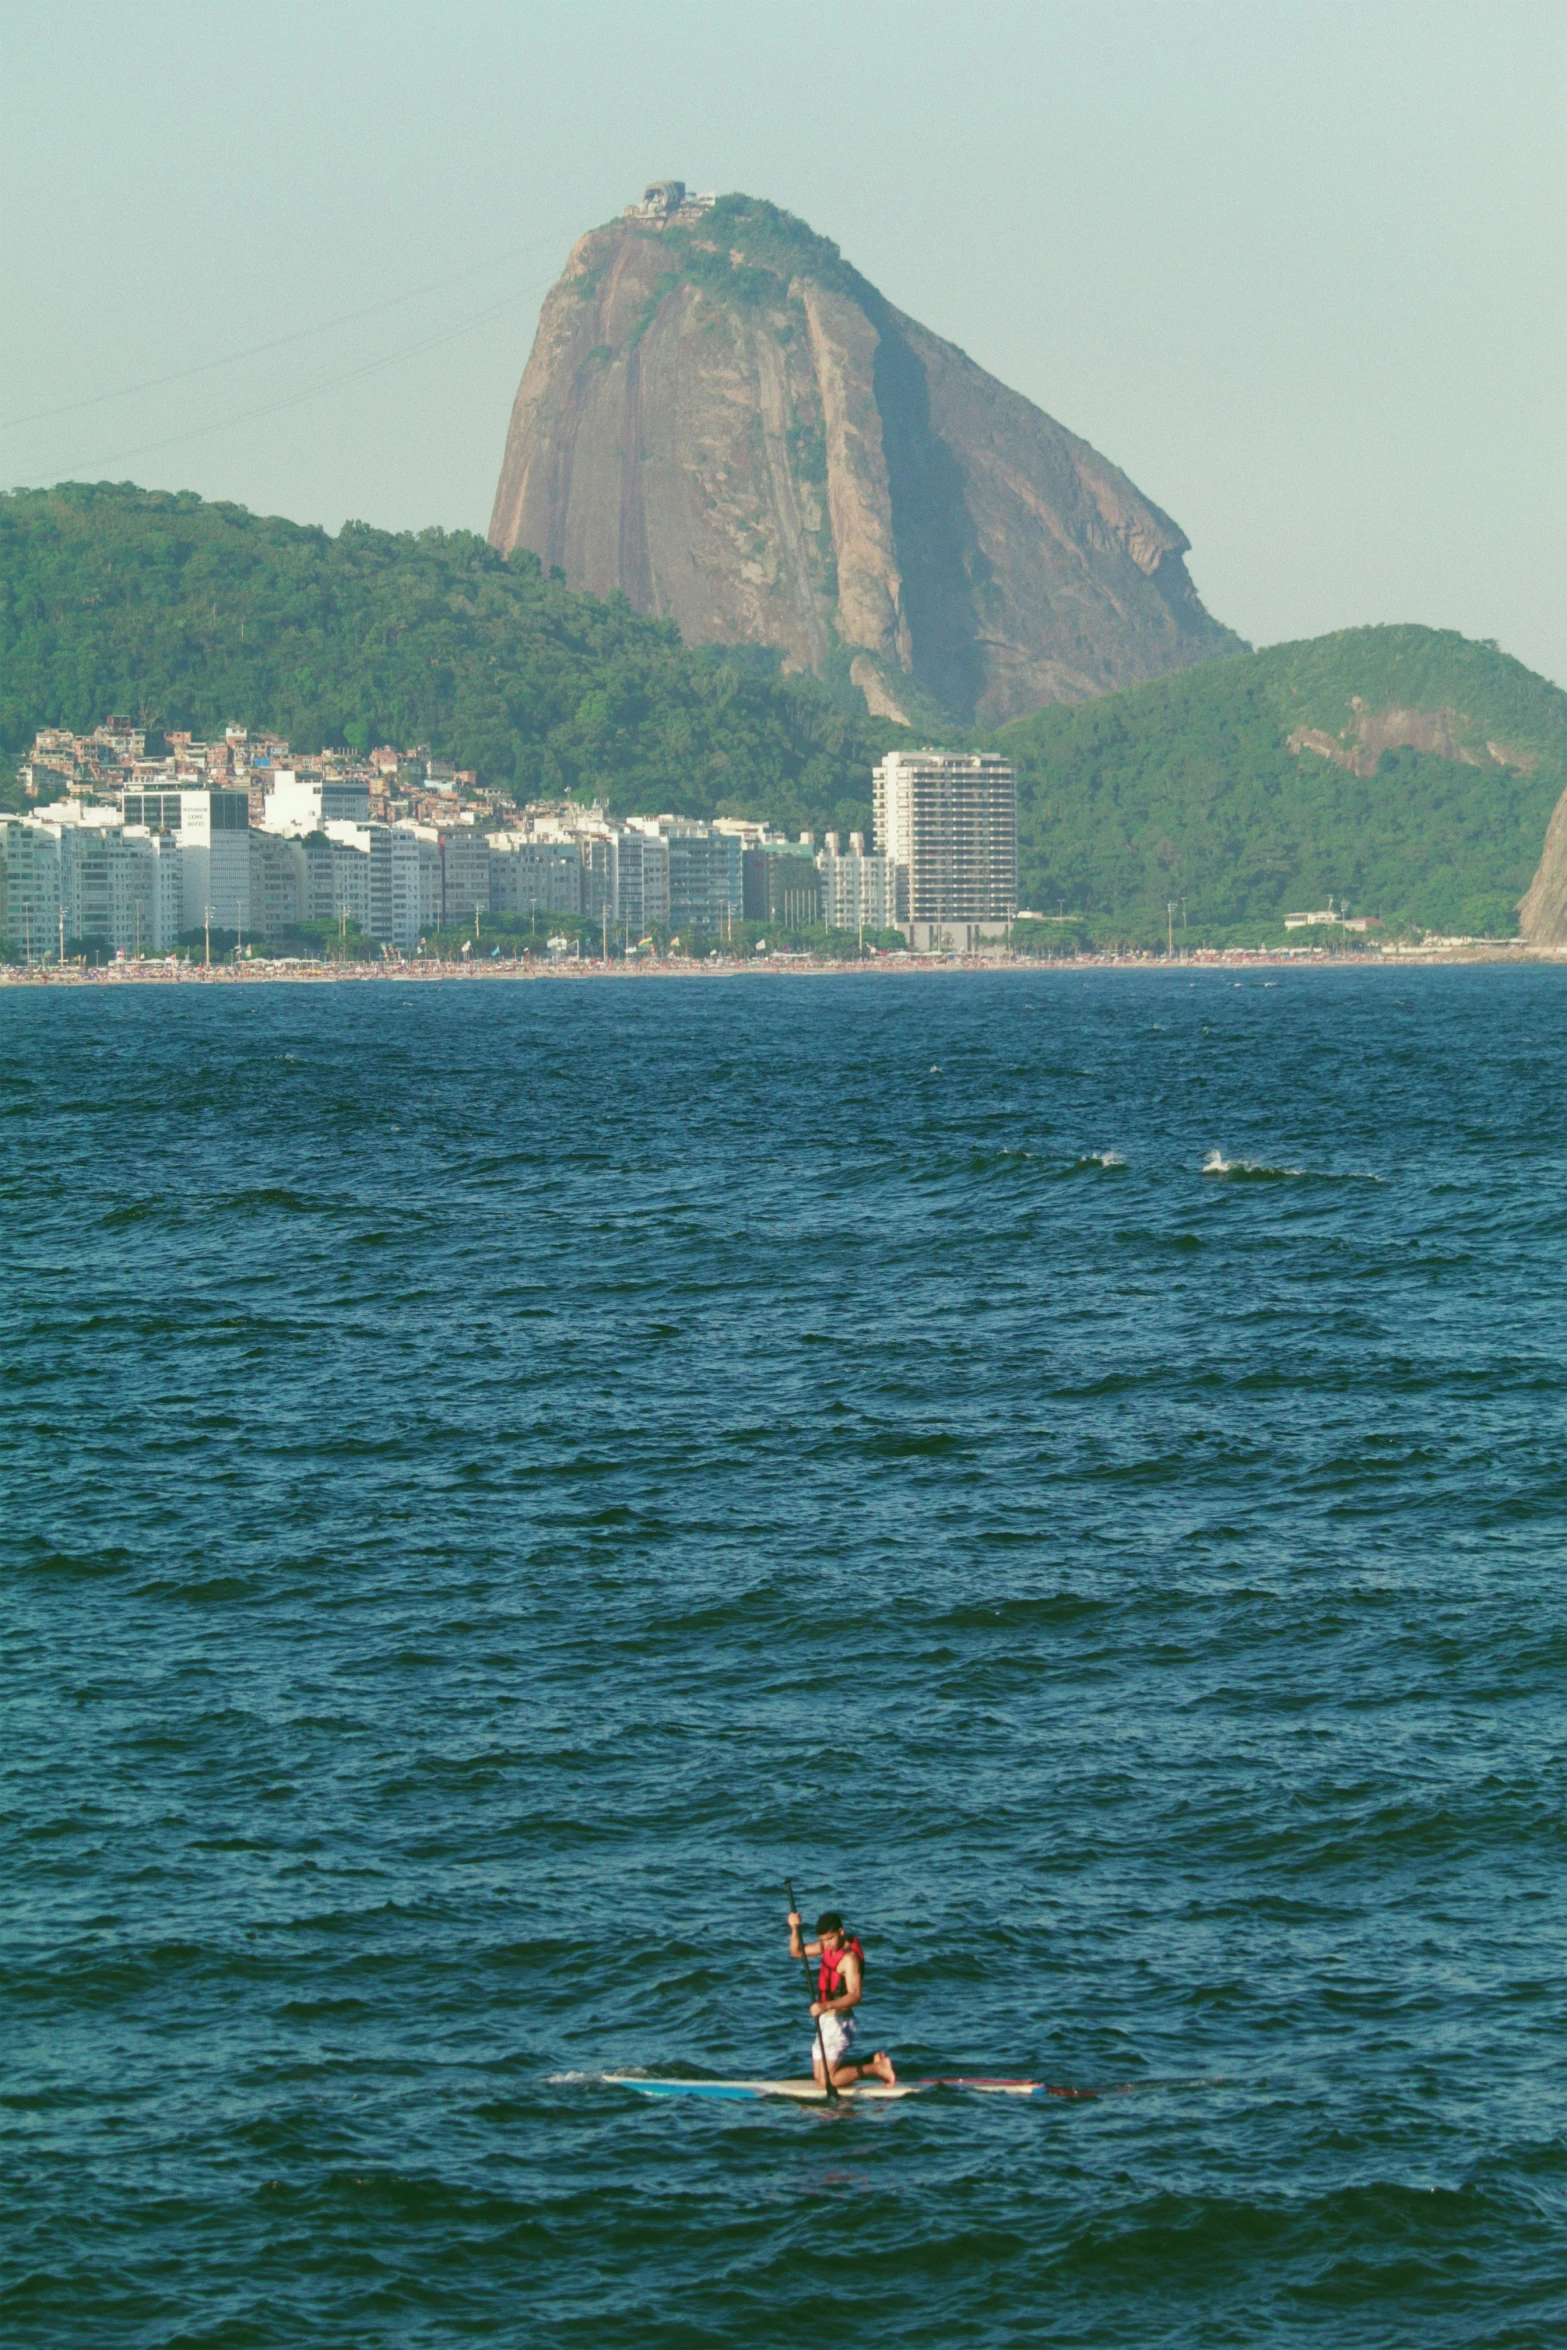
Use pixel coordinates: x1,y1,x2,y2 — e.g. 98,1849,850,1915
488,187,1244,725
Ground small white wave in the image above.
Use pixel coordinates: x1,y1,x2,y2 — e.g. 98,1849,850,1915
1202,1150,1383,1184
1202,1150,1304,1179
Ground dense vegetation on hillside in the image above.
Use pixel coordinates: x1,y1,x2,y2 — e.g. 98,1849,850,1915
630,194,871,315
6,488,1562,945
996,627,1567,939
0,483,901,836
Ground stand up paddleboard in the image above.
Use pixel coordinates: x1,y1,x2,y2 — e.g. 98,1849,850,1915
598,2074,1054,2102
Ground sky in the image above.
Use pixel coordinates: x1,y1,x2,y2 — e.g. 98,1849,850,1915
4,0,1565,682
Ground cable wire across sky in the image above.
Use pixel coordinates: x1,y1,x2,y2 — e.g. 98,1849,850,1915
0,227,566,435
3,225,569,492
13,269,558,490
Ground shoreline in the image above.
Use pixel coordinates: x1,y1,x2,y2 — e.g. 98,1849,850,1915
0,944,1557,987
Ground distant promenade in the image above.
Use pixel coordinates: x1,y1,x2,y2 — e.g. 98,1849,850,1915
0,942,1548,988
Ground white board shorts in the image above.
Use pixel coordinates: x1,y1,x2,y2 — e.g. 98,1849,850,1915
814,2009,856,2069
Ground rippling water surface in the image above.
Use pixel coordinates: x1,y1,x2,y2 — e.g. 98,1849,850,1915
5,968,1567,2346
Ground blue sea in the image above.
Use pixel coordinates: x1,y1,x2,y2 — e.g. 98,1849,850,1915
4,967,1567,2347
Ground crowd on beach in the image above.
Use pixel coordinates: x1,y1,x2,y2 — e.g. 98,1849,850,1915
4,939,1523,988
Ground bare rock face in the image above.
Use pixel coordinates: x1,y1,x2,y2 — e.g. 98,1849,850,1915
489,194,1244,724
1519,792,1567,943
1289,697,1539,779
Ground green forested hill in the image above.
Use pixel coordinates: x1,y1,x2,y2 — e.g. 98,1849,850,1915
997,626,1567,939
6,489,1562,941
0,482,901,835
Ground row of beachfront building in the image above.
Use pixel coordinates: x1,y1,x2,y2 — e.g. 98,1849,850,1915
0,792,899,958
1,750,1017,959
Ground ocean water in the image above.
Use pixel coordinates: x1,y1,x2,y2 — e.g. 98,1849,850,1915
4,966,1567,2348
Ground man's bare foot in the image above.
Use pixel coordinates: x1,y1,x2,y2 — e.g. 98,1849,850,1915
869,2050,897,2086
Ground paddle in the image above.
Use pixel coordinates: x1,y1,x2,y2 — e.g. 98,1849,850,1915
785,1877,838,2103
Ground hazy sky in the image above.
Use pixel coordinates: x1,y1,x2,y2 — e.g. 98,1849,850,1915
5,1,1565,682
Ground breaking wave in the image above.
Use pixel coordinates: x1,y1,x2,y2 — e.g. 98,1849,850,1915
1202,1152,1386,1184
1202,1151,1305,1180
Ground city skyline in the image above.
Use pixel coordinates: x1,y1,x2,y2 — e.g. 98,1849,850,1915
5,716,1015,961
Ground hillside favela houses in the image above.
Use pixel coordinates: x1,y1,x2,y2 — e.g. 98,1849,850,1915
0,722,1016,962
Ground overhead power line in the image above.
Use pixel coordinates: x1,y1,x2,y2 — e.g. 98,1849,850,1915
1,226,567,433
27,276,555,487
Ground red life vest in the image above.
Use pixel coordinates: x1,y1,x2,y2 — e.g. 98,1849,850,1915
818,1935,865,2003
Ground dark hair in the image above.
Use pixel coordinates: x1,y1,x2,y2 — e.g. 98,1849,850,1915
816,1910,844,1936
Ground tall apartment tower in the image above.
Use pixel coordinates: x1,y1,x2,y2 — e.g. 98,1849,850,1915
121,786,251,938
874,750,1017,949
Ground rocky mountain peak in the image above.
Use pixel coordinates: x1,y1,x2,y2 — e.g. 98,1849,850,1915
488,192,1244,725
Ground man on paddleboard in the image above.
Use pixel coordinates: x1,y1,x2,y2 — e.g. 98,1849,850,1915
787,1906,897,2088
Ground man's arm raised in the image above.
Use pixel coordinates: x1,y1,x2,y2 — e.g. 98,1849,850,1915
787,1908,821,1961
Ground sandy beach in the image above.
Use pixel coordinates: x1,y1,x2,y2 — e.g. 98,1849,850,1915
0,943,1548,987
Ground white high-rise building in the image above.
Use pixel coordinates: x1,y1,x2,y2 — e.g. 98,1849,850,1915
437,827,492,930
818,831,898,933
489,834,583,919
388,827,425,951
577,828,620,925
648,817,742,932
318,825,372,937
186,790,253,940
6,808,188,957
401,827,445,939
0,817,63,959
119,786,250,938
873,750,1017,948
261,773,371,833
249,831,307,941
620,822,670,931
322,822,429,950
56,824,163,955
123,827,184,952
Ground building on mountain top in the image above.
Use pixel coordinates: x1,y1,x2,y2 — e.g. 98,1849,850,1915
622,180,716,226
